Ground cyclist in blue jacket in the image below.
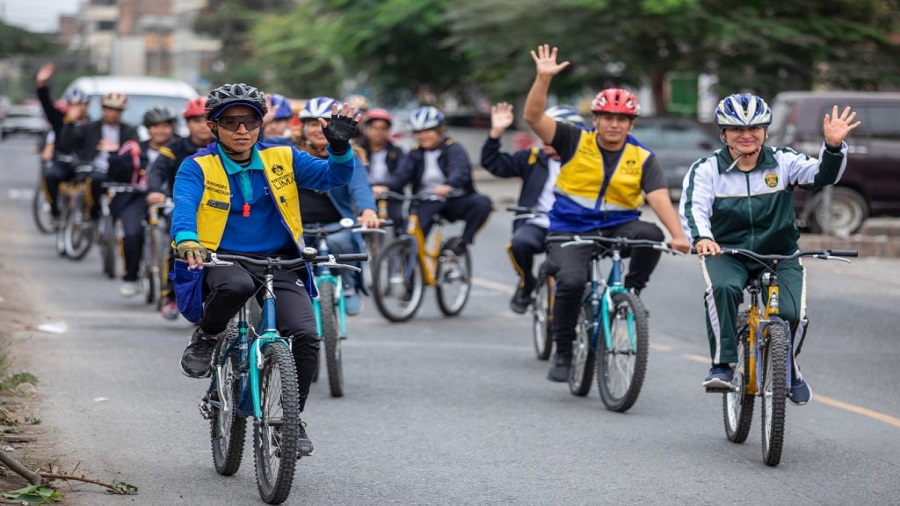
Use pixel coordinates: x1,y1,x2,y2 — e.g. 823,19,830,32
171,83,360,456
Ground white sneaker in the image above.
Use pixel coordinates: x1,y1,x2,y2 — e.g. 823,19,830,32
119,281,140,298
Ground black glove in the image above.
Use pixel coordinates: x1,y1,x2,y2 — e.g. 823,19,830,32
322,113,358,155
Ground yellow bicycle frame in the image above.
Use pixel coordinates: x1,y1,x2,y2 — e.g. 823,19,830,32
745,282,781,396
406,214,443,287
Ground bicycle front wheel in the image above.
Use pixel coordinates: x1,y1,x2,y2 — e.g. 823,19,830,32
318,283,344,398
372,239,424,322
63,197,95,260
761,324,789,466
254,341,301,504
597,291,649,412
436,241,471,316
210,332,246,476
532,270,553,361
569,303,595,397
99,214,117,278
724,310,754,443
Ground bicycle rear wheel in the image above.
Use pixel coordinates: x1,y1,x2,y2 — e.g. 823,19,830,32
318,283,344,398
436,240,471,316
254,341,301,504
210,332,246,476
761,324,789,466
32,182,54,234
532,270,553,361
372,239,424,322
569,303,595,397
597,291,649,412
724,310,755,443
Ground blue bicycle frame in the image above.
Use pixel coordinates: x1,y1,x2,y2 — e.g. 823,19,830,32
584,247,635,352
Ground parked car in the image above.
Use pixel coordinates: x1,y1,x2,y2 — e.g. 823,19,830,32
630,116,718,201
0,103,48,138
62,75,199,139
768,91,900,235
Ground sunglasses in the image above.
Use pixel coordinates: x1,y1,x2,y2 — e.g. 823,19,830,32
216,115,263,132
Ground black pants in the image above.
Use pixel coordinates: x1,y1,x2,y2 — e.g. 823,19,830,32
547,220,664,355
508,223,548,293
201,254,319,412
110,193,146,282
87,171,108,220
44,160,75,217
416,193,493,246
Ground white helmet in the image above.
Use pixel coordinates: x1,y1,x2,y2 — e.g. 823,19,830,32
408,106,444,132
299,96,339,121
714,93,772,127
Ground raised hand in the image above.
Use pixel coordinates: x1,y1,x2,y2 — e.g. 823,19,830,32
36,63,54,86
319,102,362,155
530,44,570,78
823,105,861,147
489,102,514,138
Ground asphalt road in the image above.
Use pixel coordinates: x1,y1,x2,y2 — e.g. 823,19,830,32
1,136,898,505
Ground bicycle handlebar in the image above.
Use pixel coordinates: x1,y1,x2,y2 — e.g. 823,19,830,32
505,206,547,220
206,250,369,271
376,191,461,202
548,234,684,255
303,218,387,236
694,247,858,263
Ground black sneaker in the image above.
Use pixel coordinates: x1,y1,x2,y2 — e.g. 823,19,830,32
547,352,572,382
445,238,467,257
297,420,314,457
180,328,218,378
509,286,530,314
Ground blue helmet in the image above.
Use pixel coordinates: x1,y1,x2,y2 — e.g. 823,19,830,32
408,106,444,132
299,96,340,121
270,94,294,120
714,93,772,127
63,88,89,104
546,105,588,130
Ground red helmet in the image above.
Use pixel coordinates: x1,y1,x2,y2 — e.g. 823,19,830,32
363,108,393,126
183,97,207,119
590,88,640,117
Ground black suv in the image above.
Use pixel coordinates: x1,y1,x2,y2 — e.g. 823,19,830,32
768,91,900,235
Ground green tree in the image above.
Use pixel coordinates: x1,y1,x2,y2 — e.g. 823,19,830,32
0,22,58,57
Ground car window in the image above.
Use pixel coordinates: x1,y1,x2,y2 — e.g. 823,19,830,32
661,123,714,149
86,95,191,130
863,105,900,140
630,125,660,146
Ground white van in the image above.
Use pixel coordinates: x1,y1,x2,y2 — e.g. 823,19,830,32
63,75,199,138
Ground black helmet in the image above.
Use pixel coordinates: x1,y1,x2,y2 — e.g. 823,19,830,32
205,83,267,120
142,106,178,127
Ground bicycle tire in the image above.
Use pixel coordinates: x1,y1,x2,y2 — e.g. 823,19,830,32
597,292,649,412
55,195,69,257
32,183,54,234
436,240,471,316
254,341,301,504
145,227,167,304
723,310,755,443
63,195,94,260
372,239,424,322
761,324,788,466
318,282,344,398
569,303,595,397
210,333,246,476
532,269,553,361
100,214,117,278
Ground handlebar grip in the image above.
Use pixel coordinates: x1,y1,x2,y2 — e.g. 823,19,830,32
828,249,859,257
335,253,369,262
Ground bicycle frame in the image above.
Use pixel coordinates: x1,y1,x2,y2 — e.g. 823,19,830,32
745,269,792,397
311,235,347,339
583,247,634,352
404,213,443,287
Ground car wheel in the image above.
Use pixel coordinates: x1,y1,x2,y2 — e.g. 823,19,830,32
808,187,868,235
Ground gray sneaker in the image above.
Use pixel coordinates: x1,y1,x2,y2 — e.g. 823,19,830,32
788,377,812,405
702,364,734,390
180,328,218,378
547,352,572,382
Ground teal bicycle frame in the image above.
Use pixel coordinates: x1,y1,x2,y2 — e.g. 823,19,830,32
311,236,347,339
587,247,633,352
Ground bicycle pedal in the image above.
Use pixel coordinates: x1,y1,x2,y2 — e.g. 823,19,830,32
199,400,212,420
704,386,734,394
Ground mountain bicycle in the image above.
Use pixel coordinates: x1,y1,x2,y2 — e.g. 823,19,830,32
199,249,367,504
705,248,857,466
371,191,472,322
54,155,96,260
548,234,682,412
505,206,554,360
142,199,174,305
303,218,378,398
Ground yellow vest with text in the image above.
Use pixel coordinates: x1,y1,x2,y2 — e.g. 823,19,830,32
193,146,304,251
554,131,650,212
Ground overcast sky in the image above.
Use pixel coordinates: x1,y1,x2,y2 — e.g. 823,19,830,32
4,0,79,33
